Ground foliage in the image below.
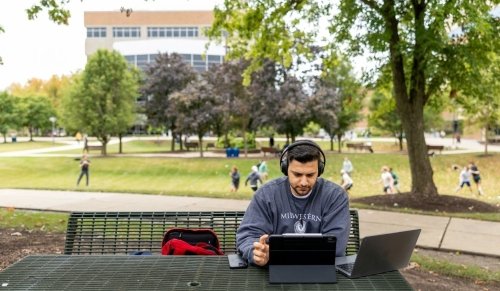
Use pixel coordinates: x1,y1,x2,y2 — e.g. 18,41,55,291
62,49,139,154
18,96,56,141
141,52,196,151
170,77,221,157
0,92,20,143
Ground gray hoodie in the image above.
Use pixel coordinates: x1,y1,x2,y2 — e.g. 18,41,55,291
236,176,350,264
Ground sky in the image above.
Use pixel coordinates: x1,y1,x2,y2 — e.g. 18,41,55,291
0,0,222,90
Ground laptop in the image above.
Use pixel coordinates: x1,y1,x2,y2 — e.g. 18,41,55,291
336,229,421,278
268,233,337,284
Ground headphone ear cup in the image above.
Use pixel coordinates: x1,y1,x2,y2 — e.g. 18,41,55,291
318,161,325,177
280,158,288,176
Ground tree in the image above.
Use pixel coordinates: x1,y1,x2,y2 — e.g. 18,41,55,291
170,77,219,157
63,49,139,155
369,88,404,150
454,54,500,154
19,96,55,141
210,1,497,199
310,53,364,152
275,76,310,143
0,92,20,143
141,53,196,151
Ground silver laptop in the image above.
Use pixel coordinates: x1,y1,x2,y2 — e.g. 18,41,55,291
336,229,421,278
268,233,337,283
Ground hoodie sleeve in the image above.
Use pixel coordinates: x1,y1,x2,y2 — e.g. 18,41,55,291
236,190,273,265
321,186,350,257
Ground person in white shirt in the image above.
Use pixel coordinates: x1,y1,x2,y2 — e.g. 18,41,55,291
380,166,394,194
455,166,472,194
342,157,353,175
340,170,353,192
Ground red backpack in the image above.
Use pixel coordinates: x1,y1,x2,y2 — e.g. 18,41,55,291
161,228,224,256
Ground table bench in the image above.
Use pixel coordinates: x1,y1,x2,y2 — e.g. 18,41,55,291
346,143,374,153
426,144,444,154
0,255,412,290
185,141,199,151
64,210,360,256
261,146,280,157
205,142,215,150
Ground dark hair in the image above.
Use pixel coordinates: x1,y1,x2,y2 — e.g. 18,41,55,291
287,144,322,164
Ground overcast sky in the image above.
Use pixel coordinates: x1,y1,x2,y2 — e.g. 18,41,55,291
0,0,222,90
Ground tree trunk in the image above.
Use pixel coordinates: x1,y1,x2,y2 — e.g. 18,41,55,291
330,136,334,151
118,134,123,154
198,134,204,158
29,127,34,141
483,126,489,155
337,134,342,153
386,0,439,198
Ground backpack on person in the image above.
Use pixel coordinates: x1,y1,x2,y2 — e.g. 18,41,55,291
161,228,224,256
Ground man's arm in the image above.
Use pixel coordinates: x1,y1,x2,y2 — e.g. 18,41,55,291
236,193,273,265
321,189,350,257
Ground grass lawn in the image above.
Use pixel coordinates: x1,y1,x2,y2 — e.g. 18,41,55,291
0,151,498,202
0,141,65,152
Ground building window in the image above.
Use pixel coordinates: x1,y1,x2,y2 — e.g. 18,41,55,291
113,27,141,38
147,27,199,38
87,27,106,38
124,53,223,72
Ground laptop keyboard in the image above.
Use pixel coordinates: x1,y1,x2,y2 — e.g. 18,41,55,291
338,263,354,273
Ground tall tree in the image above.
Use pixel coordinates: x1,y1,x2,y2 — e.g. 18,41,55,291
63,49,139,155
275,76,310,143
19,96,55,141
0,92,20,143
170,77,220,157
210,0,497,199
141,53,196,151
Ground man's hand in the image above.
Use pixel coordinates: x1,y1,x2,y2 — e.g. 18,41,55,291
252,234,269,266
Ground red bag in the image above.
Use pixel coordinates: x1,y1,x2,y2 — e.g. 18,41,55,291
161,228,224,256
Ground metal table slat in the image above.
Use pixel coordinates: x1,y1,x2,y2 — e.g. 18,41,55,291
0,255,412,291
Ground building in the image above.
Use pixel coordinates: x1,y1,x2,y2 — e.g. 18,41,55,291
84,10,225,71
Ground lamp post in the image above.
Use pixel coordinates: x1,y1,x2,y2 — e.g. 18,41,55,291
49,117,56,144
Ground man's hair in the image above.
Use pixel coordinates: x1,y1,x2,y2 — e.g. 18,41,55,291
287,144,322,164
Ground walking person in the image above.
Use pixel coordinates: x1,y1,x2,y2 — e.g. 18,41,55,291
342,157,354,175
229,166,240,192
455,166,473,194
389,167,401,193
258,160,268,181
245,166,262,192
76,154,91,186
340,170,353,192
379,166,395,194
468,161,484,195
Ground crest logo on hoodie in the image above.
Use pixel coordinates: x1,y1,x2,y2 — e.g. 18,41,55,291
294,220,306,233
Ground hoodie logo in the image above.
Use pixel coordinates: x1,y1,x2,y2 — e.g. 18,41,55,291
294,220,306,233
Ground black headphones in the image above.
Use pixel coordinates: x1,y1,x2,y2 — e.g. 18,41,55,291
280,140,326,176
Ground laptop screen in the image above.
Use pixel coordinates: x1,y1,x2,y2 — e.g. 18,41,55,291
269,234,337,265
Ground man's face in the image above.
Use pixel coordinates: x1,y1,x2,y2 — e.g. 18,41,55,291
288,159,319,196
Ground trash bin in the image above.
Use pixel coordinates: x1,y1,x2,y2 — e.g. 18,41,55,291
226,148,233,158
11,136,16,142
233,148,240,157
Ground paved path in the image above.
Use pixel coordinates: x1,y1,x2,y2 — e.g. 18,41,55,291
1,189,498,258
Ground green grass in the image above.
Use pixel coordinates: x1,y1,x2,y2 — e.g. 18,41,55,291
0,145,498,220
0,208,68,232
411,252,500,283
0,141,65,152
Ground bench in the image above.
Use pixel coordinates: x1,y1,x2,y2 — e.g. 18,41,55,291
426,144,444,154
85,144,103,153
205,142,215,150
185,141,199,151
64,210,360,256
346,143,374,153
261,146,280,157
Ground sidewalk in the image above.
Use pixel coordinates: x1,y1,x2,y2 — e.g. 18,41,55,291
0,188,498,258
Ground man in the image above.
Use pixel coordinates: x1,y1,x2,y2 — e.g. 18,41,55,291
468,161,484,195
236,140,350,266
76,154,91,187
245,165,263,192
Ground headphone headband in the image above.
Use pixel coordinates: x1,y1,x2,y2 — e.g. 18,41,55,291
280,140,326,176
